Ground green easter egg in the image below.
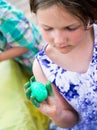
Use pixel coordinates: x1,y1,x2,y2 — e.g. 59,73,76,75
30,82,48,102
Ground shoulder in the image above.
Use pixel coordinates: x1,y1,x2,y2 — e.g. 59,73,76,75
0,0,22,18
0,0,29,31
33,58,43,79
94,24,97,35
93,24,97,46
0,0,31,27
33,58,48,84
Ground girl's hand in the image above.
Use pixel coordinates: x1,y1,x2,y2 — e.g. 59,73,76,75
24,76,54,108
38,84,79,128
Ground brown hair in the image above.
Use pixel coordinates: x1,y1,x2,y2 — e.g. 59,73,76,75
29,0,97,26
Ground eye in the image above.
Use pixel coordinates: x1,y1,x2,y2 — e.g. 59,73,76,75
65,25,81,31
66,27,78,31
43,27,53,31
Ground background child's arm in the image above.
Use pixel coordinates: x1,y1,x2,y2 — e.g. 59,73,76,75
0,47,28,61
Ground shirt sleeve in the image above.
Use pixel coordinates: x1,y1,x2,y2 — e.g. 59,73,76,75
0,0,43,53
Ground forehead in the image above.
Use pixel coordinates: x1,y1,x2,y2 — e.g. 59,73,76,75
37,5,81,28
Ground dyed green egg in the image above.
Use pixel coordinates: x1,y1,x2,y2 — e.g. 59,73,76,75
30,81,48,102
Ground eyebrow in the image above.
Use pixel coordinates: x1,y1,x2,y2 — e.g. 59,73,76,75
41,23,81,28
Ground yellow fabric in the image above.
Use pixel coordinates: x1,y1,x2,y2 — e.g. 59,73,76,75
0,60,50,130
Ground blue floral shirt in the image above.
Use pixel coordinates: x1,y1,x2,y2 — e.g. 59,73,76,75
36,24,97,130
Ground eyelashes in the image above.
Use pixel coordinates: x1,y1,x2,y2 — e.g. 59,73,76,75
42,26,81,32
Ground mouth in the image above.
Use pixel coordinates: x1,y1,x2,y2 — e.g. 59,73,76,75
56,45,73,54
57,45,70,49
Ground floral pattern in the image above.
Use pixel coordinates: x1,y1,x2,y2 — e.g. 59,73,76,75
36,24,97,130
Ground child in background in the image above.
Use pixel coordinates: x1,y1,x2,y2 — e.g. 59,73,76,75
0,0,50,130
25,0,97,130
0,0,43,75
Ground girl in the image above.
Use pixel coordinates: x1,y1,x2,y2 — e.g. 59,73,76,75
25,0,97,129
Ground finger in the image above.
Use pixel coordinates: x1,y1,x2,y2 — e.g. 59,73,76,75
39,102,56,118
46,96,56,105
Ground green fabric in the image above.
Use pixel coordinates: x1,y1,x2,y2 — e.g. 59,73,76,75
0,0,43,71
0,60,50,130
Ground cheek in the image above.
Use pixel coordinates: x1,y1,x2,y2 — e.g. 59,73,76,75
70,30,85,43
40,30,52,43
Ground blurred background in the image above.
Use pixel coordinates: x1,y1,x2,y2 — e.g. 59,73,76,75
0,1,50,130
7,0,37,24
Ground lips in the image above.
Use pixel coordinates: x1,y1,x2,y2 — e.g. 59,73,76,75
55,45,73,54
57,45,69,49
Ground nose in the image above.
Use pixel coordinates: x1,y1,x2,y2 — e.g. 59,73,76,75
52,30,65,44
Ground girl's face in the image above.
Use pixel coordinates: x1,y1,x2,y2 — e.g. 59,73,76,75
37,5,88,54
